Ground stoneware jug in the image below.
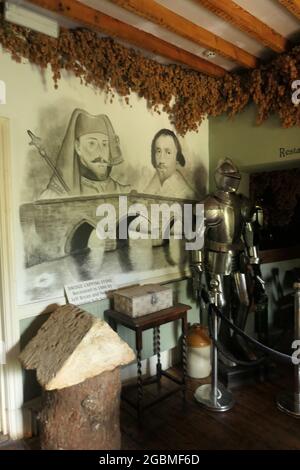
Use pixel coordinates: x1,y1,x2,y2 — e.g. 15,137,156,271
187,324,211,379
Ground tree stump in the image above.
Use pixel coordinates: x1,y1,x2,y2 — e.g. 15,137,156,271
39,369,121,450
19,304,135,450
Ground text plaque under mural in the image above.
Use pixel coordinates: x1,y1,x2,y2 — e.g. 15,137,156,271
65,277,116,305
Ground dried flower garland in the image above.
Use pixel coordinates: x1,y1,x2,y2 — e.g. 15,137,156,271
1,16,300,135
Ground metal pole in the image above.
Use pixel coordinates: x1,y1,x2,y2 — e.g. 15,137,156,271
294,285,300,397
194,279,234,412
277,282,300,417
212,293,218,407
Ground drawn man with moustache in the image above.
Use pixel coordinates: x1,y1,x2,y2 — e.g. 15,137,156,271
145,128,195,200
40,109,130,198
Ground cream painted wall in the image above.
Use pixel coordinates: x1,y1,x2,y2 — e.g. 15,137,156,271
209,103,300,189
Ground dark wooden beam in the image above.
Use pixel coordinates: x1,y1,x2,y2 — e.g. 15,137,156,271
195,0,288,53
110,0,259,68
26,0,225,77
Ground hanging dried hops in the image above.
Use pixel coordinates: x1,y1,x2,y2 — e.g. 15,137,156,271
1,15,300,135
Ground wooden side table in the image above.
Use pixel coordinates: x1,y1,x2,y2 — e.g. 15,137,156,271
105,303,191,423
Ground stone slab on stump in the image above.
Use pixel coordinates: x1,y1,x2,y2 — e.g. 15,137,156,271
19,304,135,450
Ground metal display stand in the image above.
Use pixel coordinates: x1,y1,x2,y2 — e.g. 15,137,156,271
194,280,234,412
277,282,300,417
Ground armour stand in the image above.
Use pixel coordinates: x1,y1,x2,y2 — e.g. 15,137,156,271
277,282,300,417
194,280,234,412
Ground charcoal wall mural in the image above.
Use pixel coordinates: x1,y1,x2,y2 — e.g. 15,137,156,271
17,102,208,304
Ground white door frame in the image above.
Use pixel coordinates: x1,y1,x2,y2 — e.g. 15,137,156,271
0,117,24,439
0,314,7,435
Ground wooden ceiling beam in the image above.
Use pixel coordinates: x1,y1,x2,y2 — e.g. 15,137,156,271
195,0,288,53
25,0,225,77
109,0,258,68
278,0,300,20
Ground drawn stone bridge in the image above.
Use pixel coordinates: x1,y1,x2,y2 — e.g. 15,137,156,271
19,192,191,268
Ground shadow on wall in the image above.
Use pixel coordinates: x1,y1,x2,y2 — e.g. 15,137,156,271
189,162,208,200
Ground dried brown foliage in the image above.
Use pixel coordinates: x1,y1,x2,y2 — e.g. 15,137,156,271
1,17,300,134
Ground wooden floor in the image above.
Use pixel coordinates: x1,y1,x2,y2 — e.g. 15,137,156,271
1,365,300,450
120,366,300,450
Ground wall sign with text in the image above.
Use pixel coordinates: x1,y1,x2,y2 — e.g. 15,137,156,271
279,147,300,159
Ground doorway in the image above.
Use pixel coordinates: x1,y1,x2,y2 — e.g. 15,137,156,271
0,307,7,436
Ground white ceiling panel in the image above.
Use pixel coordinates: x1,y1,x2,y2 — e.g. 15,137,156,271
81,0,238,70
156,0,266,54
21,0,300,73
235,0,300,37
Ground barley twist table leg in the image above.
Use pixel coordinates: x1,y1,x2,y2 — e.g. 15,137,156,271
156,326,162,387
182,314,188,402
136,330,143,425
